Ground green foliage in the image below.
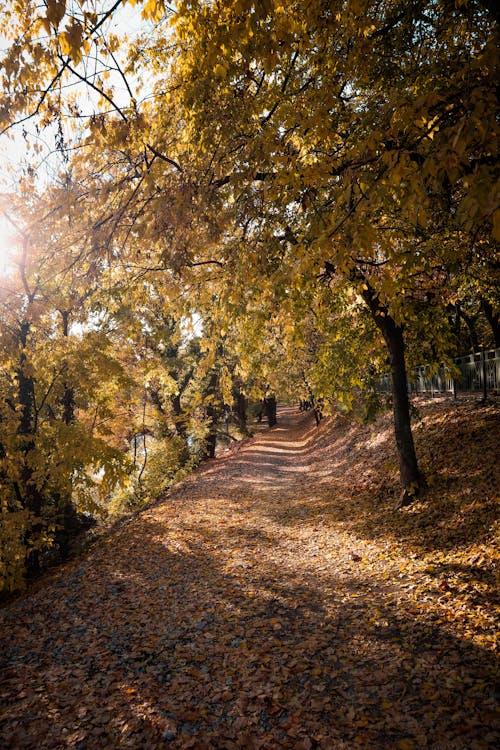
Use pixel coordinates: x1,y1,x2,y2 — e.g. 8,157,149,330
109,434,192,517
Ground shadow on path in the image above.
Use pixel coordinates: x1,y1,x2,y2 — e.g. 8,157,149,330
1,404,498,749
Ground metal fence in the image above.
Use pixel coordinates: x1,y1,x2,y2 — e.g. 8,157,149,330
379,348,500,395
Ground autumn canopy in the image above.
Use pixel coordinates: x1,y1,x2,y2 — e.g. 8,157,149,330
0,0,498,589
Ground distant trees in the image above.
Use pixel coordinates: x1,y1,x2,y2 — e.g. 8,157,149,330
0,192,265,592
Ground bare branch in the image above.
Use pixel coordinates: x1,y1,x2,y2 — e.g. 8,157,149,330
61,56,128,122
146,144,183,173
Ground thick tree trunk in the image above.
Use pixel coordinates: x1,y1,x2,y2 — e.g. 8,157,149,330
256,401,264,423
459,309,480,353
55,309,77,561
236,391,247,429
62,386,75,426
171,392,188,439
60,312,75,427
264,396,277,427
382,317,421,503
202,370,219,459
481,298,500,348
172,367,195,439
204,403,217,459
17,321,43,575
18,322,35,438
360,285,422,506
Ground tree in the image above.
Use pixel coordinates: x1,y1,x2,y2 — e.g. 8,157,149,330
0,200,136,588
0,0,498,509
155,0,498,502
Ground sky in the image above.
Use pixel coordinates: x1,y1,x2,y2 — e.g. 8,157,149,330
0,0,152,274
0,213,15,275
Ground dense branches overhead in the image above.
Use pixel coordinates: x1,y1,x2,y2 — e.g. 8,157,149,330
2,1,497,273
0,0,498,586
1,0,498,436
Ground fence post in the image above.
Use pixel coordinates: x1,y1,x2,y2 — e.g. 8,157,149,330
482,349,488,401
497,348,500,393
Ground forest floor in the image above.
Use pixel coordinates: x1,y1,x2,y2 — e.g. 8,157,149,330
1,397,499,750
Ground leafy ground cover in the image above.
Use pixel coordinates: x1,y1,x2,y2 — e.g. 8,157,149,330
1,398,498,749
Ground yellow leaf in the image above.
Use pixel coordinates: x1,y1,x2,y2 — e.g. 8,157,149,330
214,62,228,79
141,0,165,22
60,22,83,63
396,740,415,750
46,0,66,30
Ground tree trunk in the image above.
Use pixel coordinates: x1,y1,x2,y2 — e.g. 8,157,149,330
459,309,480,353
171,392,188,439
256,401,264,423
60,311,75,426
360,285,422,506
204,403,217,459
18,322,35,438
17,321,43,575
264,396,277,427
55,309,77,561
302,374,322,426
382,317,421,503
481,298,500,348
62,386,75,426
236,391,247,429
202,370,219,459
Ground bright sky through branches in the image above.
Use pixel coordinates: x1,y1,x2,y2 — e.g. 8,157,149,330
0,0,155,281
0,0,151,200
0,212,16,276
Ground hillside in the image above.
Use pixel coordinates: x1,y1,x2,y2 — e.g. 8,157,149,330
1,397,499,749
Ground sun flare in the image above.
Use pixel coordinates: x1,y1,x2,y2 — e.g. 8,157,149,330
0,213,16,276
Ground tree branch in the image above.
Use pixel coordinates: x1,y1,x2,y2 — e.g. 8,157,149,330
60,56,128,122
146,144,183,173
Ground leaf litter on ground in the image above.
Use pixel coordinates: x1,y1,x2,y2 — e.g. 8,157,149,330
1,397,499,749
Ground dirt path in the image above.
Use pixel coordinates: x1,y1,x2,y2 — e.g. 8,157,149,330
1,406,498,749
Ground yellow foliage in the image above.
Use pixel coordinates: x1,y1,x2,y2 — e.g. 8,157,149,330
45,0,66,31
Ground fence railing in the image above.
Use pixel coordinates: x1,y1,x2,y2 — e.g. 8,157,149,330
379,348,500,395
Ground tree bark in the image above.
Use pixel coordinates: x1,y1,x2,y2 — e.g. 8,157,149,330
236,391,247,430
360,285,422,505
382,317,421,501
264,396,277,427
171,392,188,439
17,321,43,574
202,371,219,459
481,298,500,348
459,308,480,353
171,366,194,439
204,402,218,459
56,309,76,560
61,311,75,426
